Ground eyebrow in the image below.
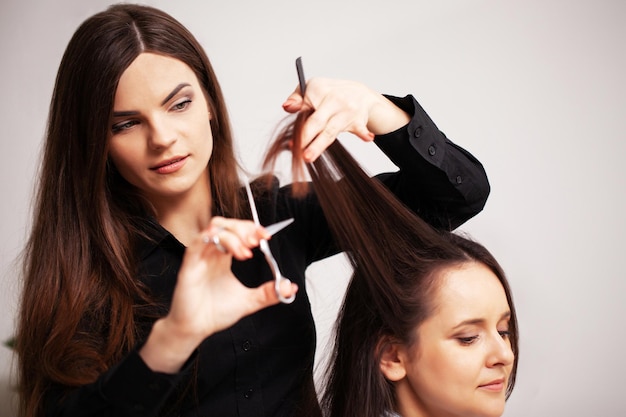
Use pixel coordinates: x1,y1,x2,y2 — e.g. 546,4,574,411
161,83,191,105
112,110,139,118
112,83,192,118
452,311,511,330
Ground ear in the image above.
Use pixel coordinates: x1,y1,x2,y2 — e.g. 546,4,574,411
378,336,407,382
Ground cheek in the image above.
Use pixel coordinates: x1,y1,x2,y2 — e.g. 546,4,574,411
411,343,477,386
196,120,214,157
108,141,141,178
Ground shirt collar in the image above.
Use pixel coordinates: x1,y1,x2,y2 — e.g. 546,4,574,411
136,215,174,260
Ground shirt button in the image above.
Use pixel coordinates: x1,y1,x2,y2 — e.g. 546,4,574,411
242,340,252,351
148,382,161,391
413,126,423,138
456,175,463,184
428,145,436,156
244,389,254,399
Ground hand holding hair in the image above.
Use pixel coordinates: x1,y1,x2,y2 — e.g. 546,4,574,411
281,77,410,162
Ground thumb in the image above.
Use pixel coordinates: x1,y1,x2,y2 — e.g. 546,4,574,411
247,280,299,312
353,124,376,142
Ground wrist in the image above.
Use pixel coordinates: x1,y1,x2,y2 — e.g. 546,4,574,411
139,317,202,374
367,95,410,135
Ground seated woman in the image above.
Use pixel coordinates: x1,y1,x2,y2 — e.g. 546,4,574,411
321,232,518,417
264,112,519,417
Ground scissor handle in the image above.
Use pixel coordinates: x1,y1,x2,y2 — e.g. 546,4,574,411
260,241,295,304
275,275,296,304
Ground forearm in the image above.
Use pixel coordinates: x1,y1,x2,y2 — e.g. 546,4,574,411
139,317,202,374
366,93,411,135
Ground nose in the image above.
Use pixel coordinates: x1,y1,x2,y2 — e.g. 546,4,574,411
148,115,177,150
486,332,515,368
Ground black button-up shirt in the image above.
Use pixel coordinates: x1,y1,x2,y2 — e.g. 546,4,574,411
47,95,490,417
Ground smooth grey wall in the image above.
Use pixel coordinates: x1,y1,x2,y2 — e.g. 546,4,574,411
1,1,624,416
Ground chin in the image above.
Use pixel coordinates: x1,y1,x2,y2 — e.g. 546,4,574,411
477,402,506,417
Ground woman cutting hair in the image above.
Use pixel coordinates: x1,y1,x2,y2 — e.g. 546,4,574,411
15,3,490,417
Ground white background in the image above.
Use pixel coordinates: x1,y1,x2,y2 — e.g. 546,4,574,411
1,1,624,415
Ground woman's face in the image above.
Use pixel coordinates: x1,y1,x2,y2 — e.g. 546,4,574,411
389,262,514,417
108,52,213,206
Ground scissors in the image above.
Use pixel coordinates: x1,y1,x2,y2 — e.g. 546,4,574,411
239,58,305,304
244,180,296,304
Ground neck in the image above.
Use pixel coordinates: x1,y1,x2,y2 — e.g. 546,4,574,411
150,181,212,247
394,380,428,417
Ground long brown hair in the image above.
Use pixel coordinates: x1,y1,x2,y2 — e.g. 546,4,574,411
263,113,518,417
16,4,242,416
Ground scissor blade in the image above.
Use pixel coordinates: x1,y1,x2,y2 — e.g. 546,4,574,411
265,218,294,237
244,180,261,226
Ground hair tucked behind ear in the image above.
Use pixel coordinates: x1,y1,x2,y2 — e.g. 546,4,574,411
263,112,518,417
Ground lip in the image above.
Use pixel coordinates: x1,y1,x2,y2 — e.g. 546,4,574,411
151,155,188,174
478,378,506,392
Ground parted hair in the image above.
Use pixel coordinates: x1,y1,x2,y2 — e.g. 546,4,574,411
263,112,518,417
16,4,243,417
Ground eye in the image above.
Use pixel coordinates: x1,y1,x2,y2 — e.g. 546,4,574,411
112,120,139,134
171,99,192,111
457,335,479,345
498,320,511,340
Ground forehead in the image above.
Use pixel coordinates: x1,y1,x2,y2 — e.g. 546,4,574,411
431,262,509,323
115,52,200,103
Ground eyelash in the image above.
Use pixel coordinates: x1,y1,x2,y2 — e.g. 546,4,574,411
111,120,139,134
457,330,510,346
111,99,192,134
172,99,192,111
458,336,479,345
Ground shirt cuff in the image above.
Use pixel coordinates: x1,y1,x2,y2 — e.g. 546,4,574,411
376,94,447,170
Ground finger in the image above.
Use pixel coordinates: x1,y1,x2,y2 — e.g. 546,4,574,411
301,112,352,162
299,92,361,143
302,130,336,163
246,280,299,313
282,89,304,113
202,233,227,253
299,103,336,149
199,232,238,263
352,124,376,142
208,218,270,246
202,228,253,260
276,278,298,301
199,227,245,258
